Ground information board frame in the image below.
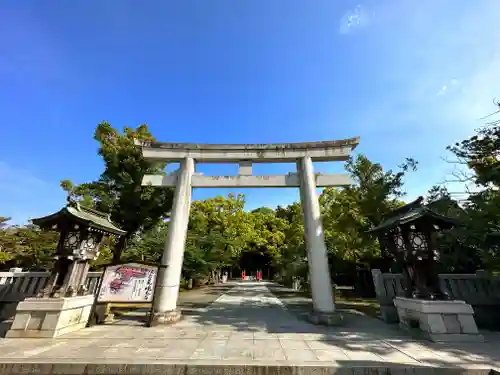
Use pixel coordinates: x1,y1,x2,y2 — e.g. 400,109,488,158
88,261,161,327
97,262,158,303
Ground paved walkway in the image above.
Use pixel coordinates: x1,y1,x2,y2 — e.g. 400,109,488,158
0,281,499,371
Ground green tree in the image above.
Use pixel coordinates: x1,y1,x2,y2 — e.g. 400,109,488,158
320,188,371,263
274,203,307,286
344,154,417,228
460,190,500,271
447,105,500,188
424,185,481,272
251,207,275,215
0,222,58,270
90,242,114,270
184,231,238,285
122,221,168,264
445,103,500,271
246,210,287,263
61,122,173,263
320,154,415,266
182,194,250,283
0,217,14,264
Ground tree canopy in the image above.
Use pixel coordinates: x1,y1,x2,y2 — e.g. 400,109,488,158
1,109,499,285
60,122,174,262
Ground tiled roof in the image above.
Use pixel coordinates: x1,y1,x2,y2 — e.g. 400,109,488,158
32,200,126,235
368,196,458,233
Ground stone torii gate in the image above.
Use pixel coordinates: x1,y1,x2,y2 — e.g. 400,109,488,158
136,137,360,325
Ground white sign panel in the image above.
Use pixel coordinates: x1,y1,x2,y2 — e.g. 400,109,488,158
97,263,157,303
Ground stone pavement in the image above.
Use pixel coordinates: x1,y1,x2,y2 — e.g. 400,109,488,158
0,281,499,373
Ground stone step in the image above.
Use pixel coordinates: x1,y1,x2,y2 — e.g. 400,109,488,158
0,362,496,375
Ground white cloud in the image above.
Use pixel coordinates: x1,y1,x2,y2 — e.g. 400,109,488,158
437,78,461,96
339,5,370,35
437,85,447,96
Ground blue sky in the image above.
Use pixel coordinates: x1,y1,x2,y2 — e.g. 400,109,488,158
1,0,499,224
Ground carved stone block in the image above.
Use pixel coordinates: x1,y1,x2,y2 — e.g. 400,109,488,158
6,295,94,338
394,297,483,342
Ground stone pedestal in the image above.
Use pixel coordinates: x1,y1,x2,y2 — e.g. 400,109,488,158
149,309,182,326
394,297,484,342
307,310,343,326
6,295,94,338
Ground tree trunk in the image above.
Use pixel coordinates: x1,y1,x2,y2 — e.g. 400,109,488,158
112,234,129,264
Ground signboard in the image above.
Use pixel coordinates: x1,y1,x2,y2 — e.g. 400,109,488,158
97,263,158,303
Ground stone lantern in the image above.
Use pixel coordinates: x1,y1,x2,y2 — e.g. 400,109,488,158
34,199,126,298
6,199,125,338
369,196,457,300
368,196,483,342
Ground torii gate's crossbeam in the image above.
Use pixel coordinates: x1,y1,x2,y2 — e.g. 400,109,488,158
135,137,360,163
142,173,352,188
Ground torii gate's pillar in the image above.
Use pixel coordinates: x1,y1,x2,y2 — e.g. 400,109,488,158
152,157,194,324
297,156,342,324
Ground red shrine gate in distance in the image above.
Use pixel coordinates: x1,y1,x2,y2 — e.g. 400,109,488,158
136,138,360,325
240,270,263,281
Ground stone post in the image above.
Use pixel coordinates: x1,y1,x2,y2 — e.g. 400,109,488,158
297,156,336,316
153,157,194,324
371,269,398,323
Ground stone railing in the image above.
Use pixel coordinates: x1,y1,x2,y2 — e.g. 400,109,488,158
372,269,500,329
0,271,103,320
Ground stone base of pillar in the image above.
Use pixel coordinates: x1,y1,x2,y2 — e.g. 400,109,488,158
307,310,343,326
149,309,182,326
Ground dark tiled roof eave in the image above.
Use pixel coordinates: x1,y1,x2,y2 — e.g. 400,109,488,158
367,207,459,233
32,204,126,236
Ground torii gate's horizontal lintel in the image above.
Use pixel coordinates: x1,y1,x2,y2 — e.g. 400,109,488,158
136,137,360,163
142,173,352,188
